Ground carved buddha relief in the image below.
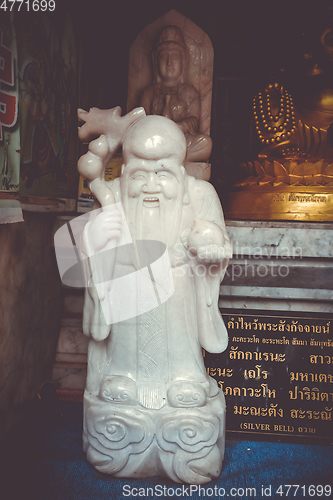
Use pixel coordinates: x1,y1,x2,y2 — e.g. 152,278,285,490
127,10,214,181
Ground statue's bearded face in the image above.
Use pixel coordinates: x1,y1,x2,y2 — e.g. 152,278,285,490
126,156,181,207
121,152,185,246
121,115,187,246
158,49,182,84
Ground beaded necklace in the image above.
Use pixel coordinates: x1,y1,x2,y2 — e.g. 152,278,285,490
253,83,296,146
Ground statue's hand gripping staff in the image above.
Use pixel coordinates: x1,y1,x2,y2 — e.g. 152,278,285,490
77,107,146,322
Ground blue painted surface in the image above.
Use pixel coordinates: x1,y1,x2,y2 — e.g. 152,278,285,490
4,400,333,500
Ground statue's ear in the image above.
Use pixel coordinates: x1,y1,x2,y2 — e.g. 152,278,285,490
181,166,190,205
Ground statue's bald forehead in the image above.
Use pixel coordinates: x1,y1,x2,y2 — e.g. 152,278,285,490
123,116,186,162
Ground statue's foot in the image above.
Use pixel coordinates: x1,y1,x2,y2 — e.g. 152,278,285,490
167,381,207,407
99,375,136,404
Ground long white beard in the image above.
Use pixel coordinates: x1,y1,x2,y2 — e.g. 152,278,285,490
122,195,183,253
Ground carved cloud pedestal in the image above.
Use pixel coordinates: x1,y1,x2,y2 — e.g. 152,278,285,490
83,380,225,484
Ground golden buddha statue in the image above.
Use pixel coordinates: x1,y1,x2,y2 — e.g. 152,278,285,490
225,9,333,221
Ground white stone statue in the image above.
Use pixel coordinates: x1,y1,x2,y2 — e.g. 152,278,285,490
127,10,214,181
139,26,212,165
76,106,232,484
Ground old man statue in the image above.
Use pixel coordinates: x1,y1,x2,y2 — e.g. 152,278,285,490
76,105,232,484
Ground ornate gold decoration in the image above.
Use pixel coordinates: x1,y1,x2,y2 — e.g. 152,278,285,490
236,158,333,188
254,83,297,148
225,79,333,221
225,158,333,221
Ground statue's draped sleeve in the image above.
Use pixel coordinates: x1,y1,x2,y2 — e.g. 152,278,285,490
140,84,200,134
189,178,232,353
177,84,200,134
80,181,121,341
80,210,111,341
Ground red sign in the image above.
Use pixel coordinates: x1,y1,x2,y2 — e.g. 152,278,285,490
0,30,18,141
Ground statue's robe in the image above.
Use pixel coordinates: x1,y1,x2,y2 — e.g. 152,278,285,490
140,83,201,135
81,176,231,409
140,84,212,166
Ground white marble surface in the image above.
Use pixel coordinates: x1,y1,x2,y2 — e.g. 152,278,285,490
220,285,333,301
53,299,88,387
219,297,333,313
52,362,87,391
226,220,333,258
56,318,88,354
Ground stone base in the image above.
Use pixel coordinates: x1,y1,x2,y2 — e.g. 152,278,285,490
83,388,225,484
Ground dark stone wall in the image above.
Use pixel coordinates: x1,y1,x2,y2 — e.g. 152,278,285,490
0,213,62,440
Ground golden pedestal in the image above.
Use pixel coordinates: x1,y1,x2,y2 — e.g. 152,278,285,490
225,159,333,221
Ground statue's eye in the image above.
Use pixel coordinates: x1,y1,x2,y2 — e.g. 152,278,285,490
156,171,173,179
131,172,146,180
